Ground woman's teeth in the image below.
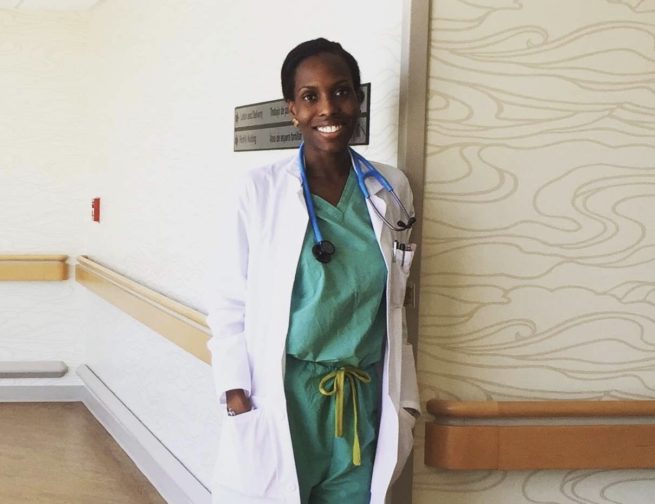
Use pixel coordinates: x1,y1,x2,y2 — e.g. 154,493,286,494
317,125,342,133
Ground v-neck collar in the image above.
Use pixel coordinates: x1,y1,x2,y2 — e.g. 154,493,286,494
312,169,357,223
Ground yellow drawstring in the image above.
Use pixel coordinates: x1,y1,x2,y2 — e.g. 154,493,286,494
318,366,371,466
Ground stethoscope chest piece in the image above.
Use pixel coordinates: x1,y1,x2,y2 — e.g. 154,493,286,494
298,142,414,265
312,240,335,263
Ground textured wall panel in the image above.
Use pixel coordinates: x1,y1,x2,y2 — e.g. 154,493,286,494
416,0,655,502
0,10,91,383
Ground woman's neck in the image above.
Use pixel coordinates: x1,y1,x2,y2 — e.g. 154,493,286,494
303,148,351,182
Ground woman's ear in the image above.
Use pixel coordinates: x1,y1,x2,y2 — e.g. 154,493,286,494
287,101,299,128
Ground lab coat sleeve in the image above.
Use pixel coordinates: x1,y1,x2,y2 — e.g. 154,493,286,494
398,173,421,413
205,175,252,405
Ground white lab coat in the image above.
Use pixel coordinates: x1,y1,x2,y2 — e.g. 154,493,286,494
206,154,420,504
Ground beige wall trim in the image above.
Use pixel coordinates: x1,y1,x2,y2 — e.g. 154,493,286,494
428,399,655,419
0,255,68,281
426,400,655,470
75,256,211,363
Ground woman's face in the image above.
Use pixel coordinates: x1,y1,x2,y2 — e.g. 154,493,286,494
288,52,361,157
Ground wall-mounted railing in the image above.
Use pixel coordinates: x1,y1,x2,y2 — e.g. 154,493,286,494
75,256,211,363
0,255,68,281
425,399,655,470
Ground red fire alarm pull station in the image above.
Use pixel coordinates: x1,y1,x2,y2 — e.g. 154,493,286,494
92,198,101,222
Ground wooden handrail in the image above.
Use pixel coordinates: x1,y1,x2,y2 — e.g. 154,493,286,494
427,399,655,418
0,255,68,281
425,399,655,471
75,256,211,363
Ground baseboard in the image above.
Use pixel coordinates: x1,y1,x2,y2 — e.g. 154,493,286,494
77,364,212,504
0,384,84,402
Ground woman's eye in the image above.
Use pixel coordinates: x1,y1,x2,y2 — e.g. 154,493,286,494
302,93,317,102
335,88,351,97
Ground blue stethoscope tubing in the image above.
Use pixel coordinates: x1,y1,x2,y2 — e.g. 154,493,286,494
297,142,415,263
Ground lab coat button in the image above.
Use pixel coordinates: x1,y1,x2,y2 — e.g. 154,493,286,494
287,482,297,492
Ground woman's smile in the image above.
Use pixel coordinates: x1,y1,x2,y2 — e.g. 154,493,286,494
316,124,343,134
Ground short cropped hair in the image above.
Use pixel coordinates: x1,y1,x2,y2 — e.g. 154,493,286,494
281,38,362,102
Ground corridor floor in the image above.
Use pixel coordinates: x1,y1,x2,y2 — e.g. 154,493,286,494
0,402,165,503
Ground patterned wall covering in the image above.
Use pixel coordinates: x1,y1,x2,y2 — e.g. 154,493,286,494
415,0,655,502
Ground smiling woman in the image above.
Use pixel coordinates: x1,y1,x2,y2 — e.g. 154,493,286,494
287,51,361,206
206,38,420,504
283,42,364,205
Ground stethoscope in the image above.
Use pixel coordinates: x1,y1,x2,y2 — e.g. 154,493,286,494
298,143,416,263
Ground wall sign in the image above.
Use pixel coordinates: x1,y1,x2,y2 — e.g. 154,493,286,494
234,83,370,152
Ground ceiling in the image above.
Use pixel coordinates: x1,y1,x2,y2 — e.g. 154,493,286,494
0,0,102,10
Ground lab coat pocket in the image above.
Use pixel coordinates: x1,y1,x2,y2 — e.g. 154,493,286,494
214,405,278,497
392,408,417,483
390,244,416,308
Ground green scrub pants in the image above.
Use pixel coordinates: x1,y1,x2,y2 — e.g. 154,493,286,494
284,356,380,504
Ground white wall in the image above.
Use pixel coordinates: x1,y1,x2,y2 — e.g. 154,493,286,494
86,0,403,305
1,0,406,490
0,0,405,488
0,9,93,254
0,10,92,385
81,0,405,487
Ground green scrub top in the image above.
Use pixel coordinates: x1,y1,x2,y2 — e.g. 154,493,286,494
286,169,387,368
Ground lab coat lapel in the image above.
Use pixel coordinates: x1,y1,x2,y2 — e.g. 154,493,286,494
365,179,392,270
277,157,309,289
286,185,310,252
281,156,309,261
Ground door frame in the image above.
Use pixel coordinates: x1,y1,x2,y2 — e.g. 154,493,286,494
389,0,431,503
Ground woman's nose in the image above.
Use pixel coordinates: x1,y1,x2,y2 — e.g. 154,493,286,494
318,95,338,116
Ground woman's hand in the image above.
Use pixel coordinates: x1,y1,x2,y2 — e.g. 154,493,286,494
226,389,252,415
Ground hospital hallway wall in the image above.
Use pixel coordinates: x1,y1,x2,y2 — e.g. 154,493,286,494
413,1,655,503
1,1,408,502
3,0,655,503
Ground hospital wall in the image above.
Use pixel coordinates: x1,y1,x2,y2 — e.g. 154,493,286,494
0,10,91,386
415,1,655,503
81,0,405,488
